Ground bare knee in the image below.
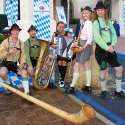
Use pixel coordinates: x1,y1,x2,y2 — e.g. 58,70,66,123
115,66,123,73
102,70,107,74
27,67,34,77
0,67,8,79
20,70,28,78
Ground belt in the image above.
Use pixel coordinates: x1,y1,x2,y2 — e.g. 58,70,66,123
31,57,38,60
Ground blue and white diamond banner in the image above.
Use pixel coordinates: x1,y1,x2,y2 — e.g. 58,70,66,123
5,0,18,26
34,0,51,41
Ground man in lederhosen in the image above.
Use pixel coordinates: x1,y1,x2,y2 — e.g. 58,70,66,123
0,23,31,103
93,1,125,99
25,25,57,89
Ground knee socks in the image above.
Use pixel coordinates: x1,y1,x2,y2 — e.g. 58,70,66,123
22,78,29,94
2,75,11,85
115,76,122,92
70,73,80,87
58,65,67,81
99,77,106,91
85,70,91,86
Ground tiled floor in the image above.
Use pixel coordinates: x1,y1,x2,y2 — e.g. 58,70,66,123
0,86,107,125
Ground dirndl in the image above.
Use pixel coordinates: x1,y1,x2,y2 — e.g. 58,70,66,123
75,40,93,64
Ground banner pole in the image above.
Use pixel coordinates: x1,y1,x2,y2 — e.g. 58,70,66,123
67,0,70,28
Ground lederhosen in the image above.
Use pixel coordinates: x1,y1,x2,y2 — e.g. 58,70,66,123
1,38,22,74
55,31,69,62
95,19,121,71
28,39,40,67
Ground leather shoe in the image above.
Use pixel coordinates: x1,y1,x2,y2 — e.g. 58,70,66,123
81,86,91,94
33,86,38,90
101,91,108,99
63,86,74,94
48,82,57,89
115,91,125,97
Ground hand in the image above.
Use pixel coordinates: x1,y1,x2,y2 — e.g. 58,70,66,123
9,48,17,54
108,46,115,53
76,46,84,52
17,64,24,71
48,54,54,58
51,44,57,49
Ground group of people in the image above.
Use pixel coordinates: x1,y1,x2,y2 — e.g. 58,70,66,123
0,1,124,102
0,23,57,103
51,1,125,100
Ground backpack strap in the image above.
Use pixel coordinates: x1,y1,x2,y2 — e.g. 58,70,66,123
97,19,102,36
97,19,112,44
28,38,40,53
18,39,21,62
28,38,32,53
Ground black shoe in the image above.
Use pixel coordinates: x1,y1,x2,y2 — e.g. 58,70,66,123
22,92,32,103
48,82,57,89
115,91,125,97
67,57,71,62
63,86,74,94
6,82,13,95
33,86,38,90
81,86,91,94
101,91,108,99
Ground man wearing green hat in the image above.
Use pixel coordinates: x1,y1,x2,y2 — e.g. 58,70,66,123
25,25,57,89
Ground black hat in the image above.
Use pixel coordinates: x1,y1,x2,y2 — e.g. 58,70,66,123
82,6,93,12
27,25,38,32
10,23,22,31
94,1,107,10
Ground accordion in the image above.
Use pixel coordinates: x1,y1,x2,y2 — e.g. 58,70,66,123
54,36,75,58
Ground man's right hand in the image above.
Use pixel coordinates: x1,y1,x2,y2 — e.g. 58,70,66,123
9,48,17,54
108,46,115,53
51,44,57,49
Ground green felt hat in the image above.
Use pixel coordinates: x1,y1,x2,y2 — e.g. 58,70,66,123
83,6,93,12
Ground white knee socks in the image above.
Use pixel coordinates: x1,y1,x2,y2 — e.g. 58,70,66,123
85,70,91,86
70,73,80,87
99,77,106,91
2,75,11,85
22,78,29,94
115,76,122,92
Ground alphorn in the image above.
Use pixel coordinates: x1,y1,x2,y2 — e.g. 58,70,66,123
0,82,95,124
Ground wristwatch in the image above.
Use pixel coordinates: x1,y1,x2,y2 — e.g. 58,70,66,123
83,47,85,50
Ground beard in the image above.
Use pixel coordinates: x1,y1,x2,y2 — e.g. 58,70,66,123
30,34,36,38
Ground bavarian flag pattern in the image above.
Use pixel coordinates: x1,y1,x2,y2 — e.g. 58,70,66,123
5,0,18,26
34,0,51,41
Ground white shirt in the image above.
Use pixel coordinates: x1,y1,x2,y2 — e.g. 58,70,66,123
80,20,93,45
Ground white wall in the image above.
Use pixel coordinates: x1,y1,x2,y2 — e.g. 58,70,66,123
112,0,124,35
0,0,56,42
72,0,98,18
0,0,5,14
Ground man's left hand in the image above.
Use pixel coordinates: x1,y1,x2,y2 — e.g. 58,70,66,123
48,54,54,58
17,64,24,71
